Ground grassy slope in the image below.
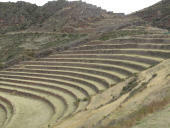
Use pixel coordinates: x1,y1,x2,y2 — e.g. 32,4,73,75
0,32,86,69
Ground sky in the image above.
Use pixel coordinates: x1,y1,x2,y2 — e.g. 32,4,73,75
0,0,161,14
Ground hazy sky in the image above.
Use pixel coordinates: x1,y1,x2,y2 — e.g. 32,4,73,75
0,0,161,14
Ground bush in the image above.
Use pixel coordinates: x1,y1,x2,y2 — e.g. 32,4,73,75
120,77,138,96
0,62,5,69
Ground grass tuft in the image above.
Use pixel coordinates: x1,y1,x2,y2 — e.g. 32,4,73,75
120,77,138,96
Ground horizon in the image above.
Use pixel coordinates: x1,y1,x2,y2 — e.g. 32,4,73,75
0,0,161,14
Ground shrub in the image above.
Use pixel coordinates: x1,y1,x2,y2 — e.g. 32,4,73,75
0,62,4,69
120,77,138,96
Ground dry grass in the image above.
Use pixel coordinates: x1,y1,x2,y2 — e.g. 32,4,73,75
108,96,170,128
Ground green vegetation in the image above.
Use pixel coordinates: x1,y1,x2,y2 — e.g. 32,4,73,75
0,32,86,67
120,77,138,96
99,30,148,41
125,73,157,100
0,63,4,69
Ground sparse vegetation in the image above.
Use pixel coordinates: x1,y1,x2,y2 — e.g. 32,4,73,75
126,73,157,100
0,62,4,69
166,74,170,78
0,32,86,68
120,77,138,96
136,0,170,30
0,0,107,33
99,30,148,41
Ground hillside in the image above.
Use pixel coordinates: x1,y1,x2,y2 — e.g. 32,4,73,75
0,1,170,128
0,0,109,33
135,0,170,30
0,24,170,128
31,1,108,32
0,0,110,68
0,0,142,69
0,32,86,69
0,1,39,33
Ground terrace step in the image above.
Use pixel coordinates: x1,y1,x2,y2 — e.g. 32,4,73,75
133,34,170,38
47,54,162,65
0,78,88,109
73,43,170,51
23,60,140,71
0,90,56,128
0,75,91,114
20,65,125,84
6,68,107,91
104,38,170,44
0,104,7,127
21,62,132,77
61,49,170,59
0,84,69,121
0,95,15,128
0,74,89,100
83,38,170,46
28,59,149,71
0,71,99,95
8,68,110,90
